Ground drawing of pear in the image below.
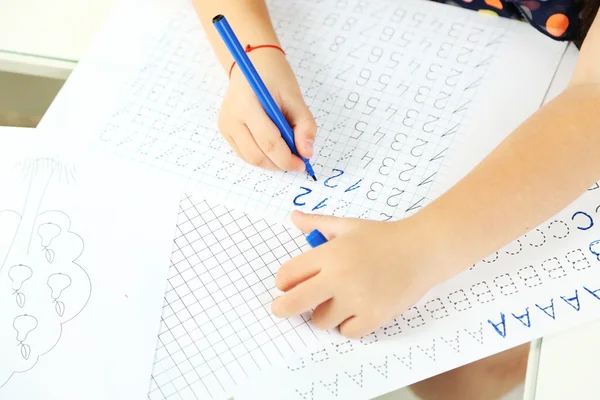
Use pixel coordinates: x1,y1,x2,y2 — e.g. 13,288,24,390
0,158,91,387
38,222,61,263
13,314,38,360
8,264,32,308
47,273,72,317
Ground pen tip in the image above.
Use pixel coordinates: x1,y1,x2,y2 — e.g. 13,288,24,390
212,14,224,23
311,175,317,181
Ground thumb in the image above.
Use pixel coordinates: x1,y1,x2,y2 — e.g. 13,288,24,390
291,210,348,240
284,96,317,159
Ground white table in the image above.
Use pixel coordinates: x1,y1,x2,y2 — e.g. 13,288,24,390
527,320,600,399
0,0,116,79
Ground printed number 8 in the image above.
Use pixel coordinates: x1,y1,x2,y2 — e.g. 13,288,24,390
342,17,357,31
330,36,346,52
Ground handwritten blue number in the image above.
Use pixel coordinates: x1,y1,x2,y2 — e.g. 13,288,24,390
294,187,312,206
590,240,600,261
312,198,329,211
324,169,344,188
345,179,363,192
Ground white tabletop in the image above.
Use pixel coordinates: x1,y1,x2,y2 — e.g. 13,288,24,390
532,319,600,399
0,0,116,79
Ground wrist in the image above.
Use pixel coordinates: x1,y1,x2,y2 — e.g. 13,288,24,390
228,43,287,79
406,207,467,282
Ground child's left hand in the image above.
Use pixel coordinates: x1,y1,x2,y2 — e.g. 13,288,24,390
272,210,451,338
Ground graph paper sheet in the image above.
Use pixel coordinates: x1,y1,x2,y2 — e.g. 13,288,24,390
40,0,567,223
0,129,181,400
149,184,600,400
148,195,344,400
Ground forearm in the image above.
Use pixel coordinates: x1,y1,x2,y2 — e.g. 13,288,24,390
192,0,280,71
423,84,600,278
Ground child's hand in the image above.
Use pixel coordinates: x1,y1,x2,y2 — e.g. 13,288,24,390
218,50,316,171
272,211,450,338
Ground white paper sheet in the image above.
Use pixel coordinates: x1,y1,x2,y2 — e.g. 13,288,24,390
142,174,600,399
40,0,567,224
148,195,349,400
0,129,182,400
34,0,599,399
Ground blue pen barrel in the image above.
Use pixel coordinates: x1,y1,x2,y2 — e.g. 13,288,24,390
306,229,328,248
212,15,316,179
212,15,298,154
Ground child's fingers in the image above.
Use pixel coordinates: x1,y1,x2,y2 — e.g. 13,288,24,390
221,132,243,159
284,97,317,159
275,252,321,291
271,274,332,318
311,298,351,330
245,106,305,172
231,124,279,170
339,316,374,339
290,210,347,239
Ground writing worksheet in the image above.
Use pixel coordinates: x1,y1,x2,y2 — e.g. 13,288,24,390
0,129,181,400
33,0,598,399
145,178,600,400
41,0,566,223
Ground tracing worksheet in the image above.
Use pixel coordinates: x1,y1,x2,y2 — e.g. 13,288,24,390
41,0,566,223
0,129,181,400
147,183,600,400
33,0,597,399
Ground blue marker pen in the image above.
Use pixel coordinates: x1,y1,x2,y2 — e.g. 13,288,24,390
212,14,317,181
306,229,328,248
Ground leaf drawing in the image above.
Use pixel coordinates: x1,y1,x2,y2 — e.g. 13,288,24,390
45,248,55,263
55,301,65,317
2,154,90,388
16,292,25,308
21,344,31,360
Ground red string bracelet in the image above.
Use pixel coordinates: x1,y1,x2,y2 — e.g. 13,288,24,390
228,44,286,79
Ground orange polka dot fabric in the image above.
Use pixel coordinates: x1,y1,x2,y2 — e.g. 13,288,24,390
435,0,578,40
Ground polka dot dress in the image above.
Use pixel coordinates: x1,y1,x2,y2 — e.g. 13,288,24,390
437,0,578,40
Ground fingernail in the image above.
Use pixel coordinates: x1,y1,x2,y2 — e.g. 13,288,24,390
305,140,314,156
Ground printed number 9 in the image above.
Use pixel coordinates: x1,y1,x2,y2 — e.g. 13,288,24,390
357,69,371,86
345,92,360,109
369,46,383,63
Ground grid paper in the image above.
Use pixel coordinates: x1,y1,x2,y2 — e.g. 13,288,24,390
148,194,340,400
149,184,600,399
98,0,507,222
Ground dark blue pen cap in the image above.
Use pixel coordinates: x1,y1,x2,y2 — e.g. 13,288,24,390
306,229,328,248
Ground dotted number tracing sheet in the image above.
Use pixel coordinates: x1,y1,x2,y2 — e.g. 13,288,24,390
100,0,511,222
149,186,600,400
26,0,588,398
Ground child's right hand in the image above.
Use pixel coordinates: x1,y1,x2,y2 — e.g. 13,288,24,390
218,50,317,171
